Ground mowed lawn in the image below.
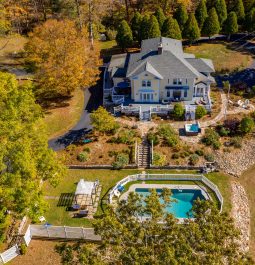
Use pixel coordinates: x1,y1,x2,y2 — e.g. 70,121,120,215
42,169,232,227
43,88,84,139
184,42,253,73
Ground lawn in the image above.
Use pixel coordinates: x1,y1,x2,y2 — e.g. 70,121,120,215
43,169,232,227
184,42,253,73
43,88,84,139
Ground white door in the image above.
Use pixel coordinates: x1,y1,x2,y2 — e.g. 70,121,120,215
140,93,153,102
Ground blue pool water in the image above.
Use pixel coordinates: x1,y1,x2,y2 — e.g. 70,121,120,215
186,124,199,132
135,188,205,218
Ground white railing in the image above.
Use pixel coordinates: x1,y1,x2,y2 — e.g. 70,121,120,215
108,174,223,212
112,95,125,104
0,244,20,264
150,105,174,114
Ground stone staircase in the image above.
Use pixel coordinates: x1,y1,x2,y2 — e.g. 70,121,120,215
138,139,151,168
141,110,151,121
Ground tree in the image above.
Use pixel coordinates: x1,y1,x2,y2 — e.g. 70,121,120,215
173,103,185,120
140,14,151,40
224,12,238,39
215,0,228,26
232,0,245,22
56,192,253,264
244,8,255,32
202,128,221,149
131,11,142,42
148,15,161,39
243,0,255,11
240,116,255,134
154,7,166,30
0,72,66,242
174,3,188,31
25,19,101,100
202,8,220,38
162,17,182,39
195,105,207,119
195,0,208,29
116,20,133,51
90,106,119,134
183,13,201,43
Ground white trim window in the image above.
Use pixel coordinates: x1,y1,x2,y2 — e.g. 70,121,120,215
173,78,182,85
142,80,151,87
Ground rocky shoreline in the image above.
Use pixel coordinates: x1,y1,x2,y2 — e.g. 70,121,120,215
215,138,255,177
231,182,250,253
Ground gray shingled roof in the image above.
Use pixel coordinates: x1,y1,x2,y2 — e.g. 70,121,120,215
126,37,215,80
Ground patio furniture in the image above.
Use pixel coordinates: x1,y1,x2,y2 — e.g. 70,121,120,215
75,210,89,218
117,185,125,192
71,204,81,211
83,139,92,144
114,189,121,197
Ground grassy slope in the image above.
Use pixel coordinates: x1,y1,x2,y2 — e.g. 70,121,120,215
184,43,252,73
43,169,232,227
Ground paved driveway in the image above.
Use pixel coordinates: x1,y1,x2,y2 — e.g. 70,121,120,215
48,70,103,151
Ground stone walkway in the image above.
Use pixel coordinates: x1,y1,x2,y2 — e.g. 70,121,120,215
231,181,250,253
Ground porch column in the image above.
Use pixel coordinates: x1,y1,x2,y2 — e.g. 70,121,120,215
194,86,197,97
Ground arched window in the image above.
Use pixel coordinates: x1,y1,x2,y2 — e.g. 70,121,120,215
147,80,151,87
142,80,146,87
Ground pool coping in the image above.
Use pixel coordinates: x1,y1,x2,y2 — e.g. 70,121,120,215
120,183,210,203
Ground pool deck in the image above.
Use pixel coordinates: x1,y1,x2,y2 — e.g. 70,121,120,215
120,184,210,202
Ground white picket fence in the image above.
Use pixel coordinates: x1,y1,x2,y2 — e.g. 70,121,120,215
108,173,223,212
0,244,20,264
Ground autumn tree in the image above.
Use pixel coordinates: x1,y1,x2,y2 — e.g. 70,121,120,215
56,192,253,264
202,8,220,38
195,0,208,29
162,17,182,39
25,19,101,100
116,20,133,51
0,0,10,35
174,3,188,31
183,13,200,42
0,72,66,242
215,0,228,26
131,11,142,42
148,15,161,38
154,7,166,30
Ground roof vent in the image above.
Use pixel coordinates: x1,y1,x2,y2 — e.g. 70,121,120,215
158,42,163,55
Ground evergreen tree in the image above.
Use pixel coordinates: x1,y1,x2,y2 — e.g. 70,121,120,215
116,20,133,51
174,3,188,31
232,0,245,22
195,0,208,29
183,13,201,43
140,14,151,40
148,15,161,39
162,17,182,39
224,11,238,39
245,8,255,32
131,11,142,42
215,0,228,25
243,0,255,11
202,8,220,38
154,7,166,30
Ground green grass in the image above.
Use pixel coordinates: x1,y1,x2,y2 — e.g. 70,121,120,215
99,40,117,50
184,42,252,73
43,169,231,227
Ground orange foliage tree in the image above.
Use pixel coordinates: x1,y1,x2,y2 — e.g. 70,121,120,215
25,19,101,100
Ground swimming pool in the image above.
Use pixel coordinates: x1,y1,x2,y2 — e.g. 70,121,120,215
135,188,206,218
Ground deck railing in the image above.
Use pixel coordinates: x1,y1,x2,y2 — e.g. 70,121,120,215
108,173,223,212
150,105,174,114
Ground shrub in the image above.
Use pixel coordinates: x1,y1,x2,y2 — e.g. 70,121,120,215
106,28,117,40
83,147,90,153
165,134,179,147
77,152,89,162
231,136,242,148
20,243,27,255
153,152,166,166
112,153,129,169
240,117,255,134
147,132,160,145
108,150,118,157
172,153,180,159
202,128,221,149
195,106,207,119
195,149,204,156
173,103,185,120
224,118,240,135
204,153,215,162
189,154,199,165
218,126,230,137
157,124,180,147
116,129,136,144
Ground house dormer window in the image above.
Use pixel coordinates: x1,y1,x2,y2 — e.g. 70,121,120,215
142,80,151,87
142,80,146,87
147,80,151,87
